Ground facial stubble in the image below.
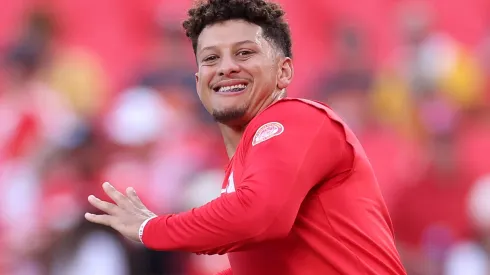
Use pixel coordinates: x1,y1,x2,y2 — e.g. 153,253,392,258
211,103,250,124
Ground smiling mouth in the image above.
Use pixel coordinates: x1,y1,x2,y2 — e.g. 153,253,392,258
214,84,248,93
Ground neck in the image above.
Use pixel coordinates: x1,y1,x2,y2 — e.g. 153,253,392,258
218,124,246,159
218,89,287,159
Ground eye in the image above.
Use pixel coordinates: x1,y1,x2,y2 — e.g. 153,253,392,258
203,55,218,62
237,50,253,57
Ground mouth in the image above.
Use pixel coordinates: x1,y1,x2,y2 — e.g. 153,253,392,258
213,82,249,94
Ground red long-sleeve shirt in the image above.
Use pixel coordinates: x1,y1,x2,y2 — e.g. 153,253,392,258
142,98,406,275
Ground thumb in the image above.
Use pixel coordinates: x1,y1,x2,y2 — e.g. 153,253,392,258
126,187,145,209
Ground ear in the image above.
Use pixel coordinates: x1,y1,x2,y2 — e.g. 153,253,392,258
277,57,294,90
195,72,202,98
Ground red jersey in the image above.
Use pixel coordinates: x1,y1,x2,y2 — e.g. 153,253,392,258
142,98,406,275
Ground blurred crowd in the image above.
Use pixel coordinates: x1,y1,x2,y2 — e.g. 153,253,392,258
0,0,489,274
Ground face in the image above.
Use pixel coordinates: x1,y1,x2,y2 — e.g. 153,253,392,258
195,20,293,127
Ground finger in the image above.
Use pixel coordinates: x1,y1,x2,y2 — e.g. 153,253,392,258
85,213,113,227
126,187,145,209
102,182,130,208
88,195,118,215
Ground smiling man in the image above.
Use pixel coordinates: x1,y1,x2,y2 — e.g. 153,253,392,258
85,0,407,274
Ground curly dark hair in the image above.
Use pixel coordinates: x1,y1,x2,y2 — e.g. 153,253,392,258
183,0,292,58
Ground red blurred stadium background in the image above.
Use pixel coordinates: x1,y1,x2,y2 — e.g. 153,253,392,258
0,0,489,274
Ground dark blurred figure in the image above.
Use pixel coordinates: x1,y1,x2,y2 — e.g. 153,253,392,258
312,24,421,209
312,24,374,132
4,9,53,73
136,23,195,91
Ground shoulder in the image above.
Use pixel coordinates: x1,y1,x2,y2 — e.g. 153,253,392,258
250,98,327,128
243,98,337,148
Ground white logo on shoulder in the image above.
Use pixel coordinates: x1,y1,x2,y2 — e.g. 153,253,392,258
252,122,284,146
221,172,236,194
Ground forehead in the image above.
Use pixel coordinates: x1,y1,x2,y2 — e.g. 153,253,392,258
197,20,267,51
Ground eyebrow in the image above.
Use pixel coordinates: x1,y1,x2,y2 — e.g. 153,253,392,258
199,40,258,54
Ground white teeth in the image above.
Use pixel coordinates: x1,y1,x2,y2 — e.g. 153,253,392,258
218,84,247,93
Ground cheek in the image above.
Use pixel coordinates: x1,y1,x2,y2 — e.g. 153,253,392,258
255,65,277,88
197,71,213,93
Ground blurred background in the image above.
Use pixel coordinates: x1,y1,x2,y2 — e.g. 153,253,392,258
0,0,489,274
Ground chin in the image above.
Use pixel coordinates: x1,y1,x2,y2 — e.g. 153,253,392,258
212,105,249,125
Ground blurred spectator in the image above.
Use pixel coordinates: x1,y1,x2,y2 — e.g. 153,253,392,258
312,24,421,208
47,46,108,120
312,24,374,132
444,174,490,275
391,133,474,275
373,1,485,139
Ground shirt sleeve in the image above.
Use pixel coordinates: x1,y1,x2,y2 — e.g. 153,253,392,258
141,101,351,254
215,268,233,275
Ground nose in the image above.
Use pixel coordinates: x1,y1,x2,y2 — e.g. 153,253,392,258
217,55,240,76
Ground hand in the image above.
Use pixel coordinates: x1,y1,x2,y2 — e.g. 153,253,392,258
85,182,157,242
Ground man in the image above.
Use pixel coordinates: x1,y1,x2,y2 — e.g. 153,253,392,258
85,0,407,274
